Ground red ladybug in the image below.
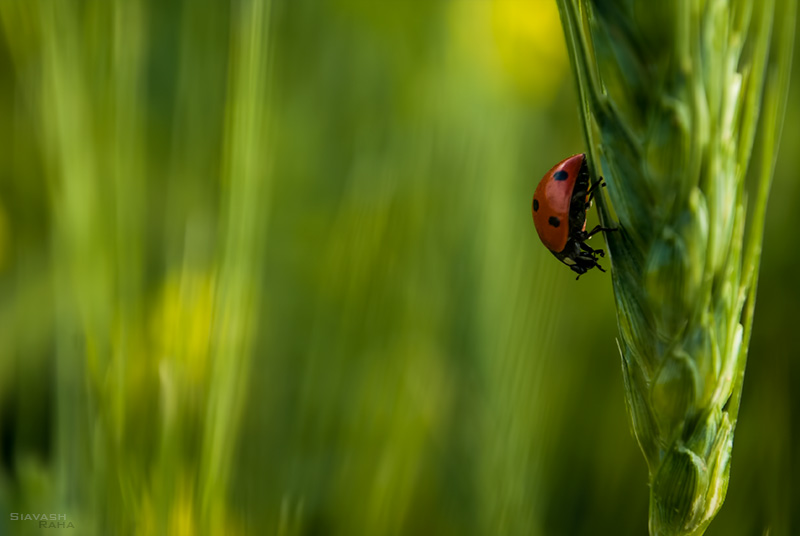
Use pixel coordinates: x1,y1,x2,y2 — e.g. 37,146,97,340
532,153,614,279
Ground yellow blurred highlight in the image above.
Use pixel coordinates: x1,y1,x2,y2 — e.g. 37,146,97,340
150,270,216,386
449,0,568,101
168,478,197,536
491,0,568,101
164,476,242,536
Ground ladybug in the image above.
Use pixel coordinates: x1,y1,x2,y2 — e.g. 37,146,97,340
532,153,615,279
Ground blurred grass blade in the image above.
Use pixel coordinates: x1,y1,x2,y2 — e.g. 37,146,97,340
199,0,275,526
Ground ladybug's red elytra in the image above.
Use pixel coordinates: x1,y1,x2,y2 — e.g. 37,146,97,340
532,153,615,279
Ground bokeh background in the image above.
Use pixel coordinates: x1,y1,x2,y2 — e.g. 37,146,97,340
0,1,797,535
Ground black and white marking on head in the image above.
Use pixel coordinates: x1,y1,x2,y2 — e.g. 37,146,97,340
548,216,560,227
533,199,539,211
553,170,568,181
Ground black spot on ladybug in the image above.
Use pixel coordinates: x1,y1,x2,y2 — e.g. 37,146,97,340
533,199,539,211
553,170,568,181
548,216,560,227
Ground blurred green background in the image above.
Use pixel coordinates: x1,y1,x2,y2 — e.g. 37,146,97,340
0,1,797,535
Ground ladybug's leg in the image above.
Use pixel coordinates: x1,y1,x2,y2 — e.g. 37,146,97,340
575,252,606,274
579,240,604,258
560,258,588,280
584,224,617,239
571,226,614,251
565,256,606,279
585,180,606,205
570,264,588,280
558,238,607,279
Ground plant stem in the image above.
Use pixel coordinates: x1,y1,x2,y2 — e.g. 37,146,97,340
556,0,796,534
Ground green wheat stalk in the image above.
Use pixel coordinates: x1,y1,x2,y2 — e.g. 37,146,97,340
555,0,795,534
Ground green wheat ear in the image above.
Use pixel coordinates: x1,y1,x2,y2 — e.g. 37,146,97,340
555,0,796,534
